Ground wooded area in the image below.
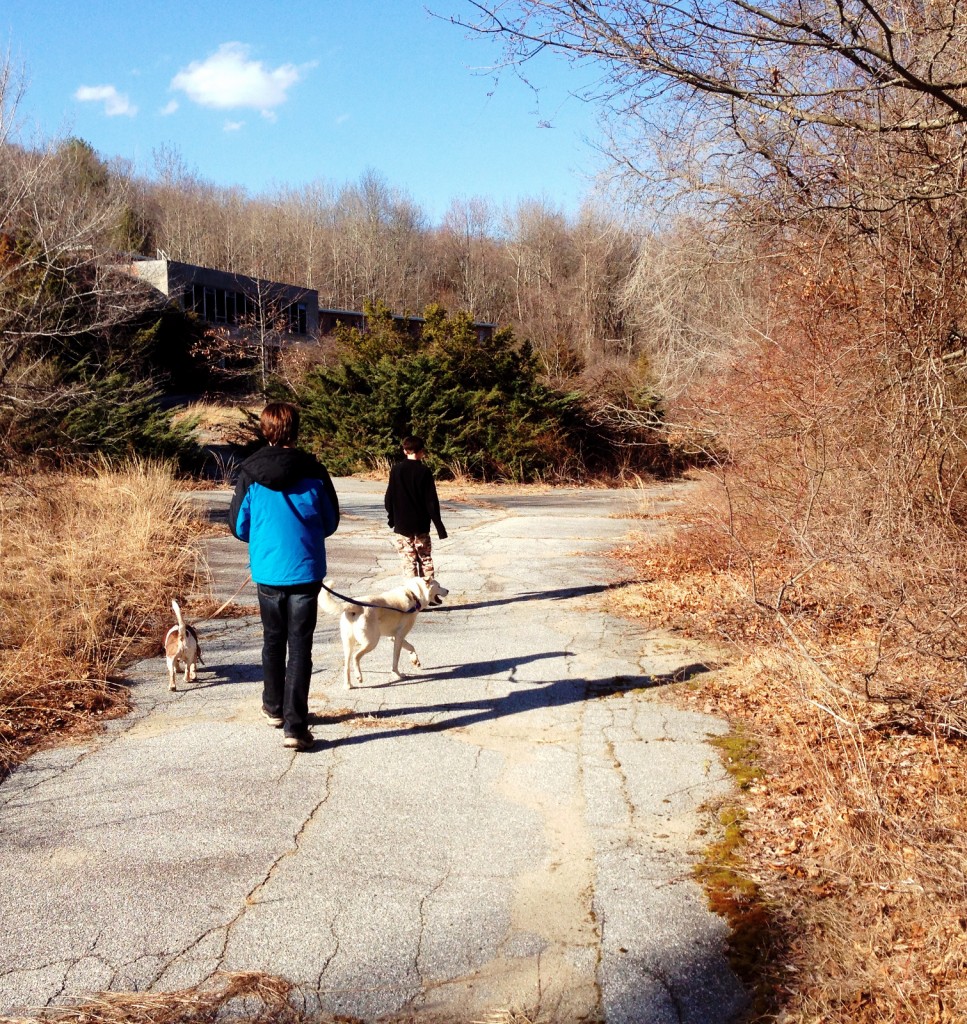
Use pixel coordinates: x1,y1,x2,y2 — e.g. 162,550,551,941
0,49,729,475
2,0,967,1012
448,2,967,1019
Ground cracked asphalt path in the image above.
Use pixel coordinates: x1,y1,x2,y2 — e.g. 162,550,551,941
0,478,746,1023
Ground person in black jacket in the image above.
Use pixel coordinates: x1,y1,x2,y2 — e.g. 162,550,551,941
384,435,447,579
229,402,339,751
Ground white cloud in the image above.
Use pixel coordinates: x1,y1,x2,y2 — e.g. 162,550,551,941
160,99,179,116
74,84,137,117
170,42,307,114
223,120,245,132
335,113,350,125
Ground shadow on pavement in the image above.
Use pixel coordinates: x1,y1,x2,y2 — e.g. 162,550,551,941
310,664,717,749
181,660,266,688
372,650,573,684
444,580,635,612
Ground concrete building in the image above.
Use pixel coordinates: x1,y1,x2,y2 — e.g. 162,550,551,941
130,255,496,345
129,257,318,338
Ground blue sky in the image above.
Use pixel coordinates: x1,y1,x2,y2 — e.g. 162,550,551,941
2,0,607,224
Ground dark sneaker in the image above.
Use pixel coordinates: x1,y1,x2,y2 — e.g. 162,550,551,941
261,706,283,728
283,730,315,751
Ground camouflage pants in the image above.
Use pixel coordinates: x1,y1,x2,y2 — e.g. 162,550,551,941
393,533,435,579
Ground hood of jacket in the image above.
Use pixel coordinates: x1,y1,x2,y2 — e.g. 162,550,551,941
239,445,326,491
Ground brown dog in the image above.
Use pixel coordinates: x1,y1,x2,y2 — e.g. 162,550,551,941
164,599,203,691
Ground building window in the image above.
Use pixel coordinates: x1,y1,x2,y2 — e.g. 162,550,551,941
188,282,204,316
288,302,308,335
181,275,317,340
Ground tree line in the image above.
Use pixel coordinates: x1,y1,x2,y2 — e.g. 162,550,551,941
445,0,967,641
144,149,733,392
0,54,739,477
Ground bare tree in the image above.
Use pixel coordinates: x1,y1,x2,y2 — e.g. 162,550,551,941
445,6,967,737
449,2,967,212
619,217,761,397
437,196,510,317
450,2,967,134
0,66,157,420
569,205,637,356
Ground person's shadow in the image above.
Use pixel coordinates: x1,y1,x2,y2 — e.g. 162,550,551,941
310,658,717,746
437,581,635,613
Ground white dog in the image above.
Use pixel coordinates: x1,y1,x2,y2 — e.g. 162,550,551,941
164,599,203,691
319,577,448,688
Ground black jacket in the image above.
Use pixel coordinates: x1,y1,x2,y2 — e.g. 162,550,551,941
384,458,447,539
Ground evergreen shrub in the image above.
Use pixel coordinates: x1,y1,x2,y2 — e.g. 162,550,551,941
295,303,672,481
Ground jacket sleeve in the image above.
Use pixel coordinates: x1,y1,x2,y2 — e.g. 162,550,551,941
228,471,252,542
427,477,447,540
317,465,340,537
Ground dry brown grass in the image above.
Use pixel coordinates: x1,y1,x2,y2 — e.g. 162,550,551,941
0,970,540,1024
0,973,303,1024
0,461,209,780
610,475,967,1023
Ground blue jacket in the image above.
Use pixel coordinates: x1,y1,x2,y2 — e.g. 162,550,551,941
228,446,339,586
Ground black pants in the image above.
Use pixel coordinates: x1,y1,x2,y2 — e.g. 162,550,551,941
257,581,322,735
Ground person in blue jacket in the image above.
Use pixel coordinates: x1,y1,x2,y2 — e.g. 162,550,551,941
229,402,339,751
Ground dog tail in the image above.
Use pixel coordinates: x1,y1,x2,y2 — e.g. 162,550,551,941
318,580,345,617
171,598,187,642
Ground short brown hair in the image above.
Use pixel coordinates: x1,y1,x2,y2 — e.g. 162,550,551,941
260,402,299,446
402,435,425,454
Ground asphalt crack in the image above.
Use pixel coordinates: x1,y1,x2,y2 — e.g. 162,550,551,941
313,926,340,993
148,763,335,990
412,862,453,986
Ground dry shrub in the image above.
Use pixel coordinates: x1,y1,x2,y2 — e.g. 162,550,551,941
170,401,260,446
629,208,967,1017
609,220,967,1012
0,461,208,779
614,476,967,1023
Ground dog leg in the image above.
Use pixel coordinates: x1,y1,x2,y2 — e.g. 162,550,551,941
351,649,365,687
351,636,381,686
345,628,380,688
168,660,177,692
344,634,365,689
344,644,355,689
391,633,417,679
340,618,356,689
400,638,422,670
